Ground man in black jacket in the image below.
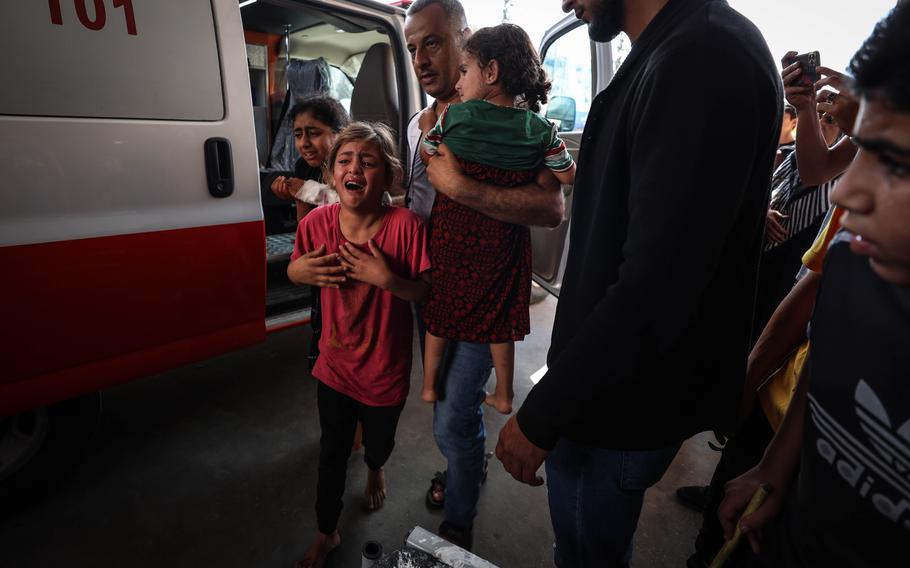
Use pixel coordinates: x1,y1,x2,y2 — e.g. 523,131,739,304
495,0,782,565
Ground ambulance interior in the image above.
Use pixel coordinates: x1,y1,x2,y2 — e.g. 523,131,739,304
240,1,402,319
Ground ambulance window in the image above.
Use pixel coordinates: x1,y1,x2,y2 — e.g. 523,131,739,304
0,0,224,121
541,25,593,132
328,66,354,112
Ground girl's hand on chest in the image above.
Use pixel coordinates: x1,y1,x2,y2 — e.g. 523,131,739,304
337,240,392,290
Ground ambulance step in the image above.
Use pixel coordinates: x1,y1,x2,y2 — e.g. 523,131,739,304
265,232,295,263
266,280,311,316
266,307,311,332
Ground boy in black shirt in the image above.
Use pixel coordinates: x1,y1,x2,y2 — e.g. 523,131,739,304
718,4,910,566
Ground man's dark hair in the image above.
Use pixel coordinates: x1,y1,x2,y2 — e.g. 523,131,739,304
289,95,349,132
849,1,910,112
784,104,797,119
407,0,468,31
463,24,551,113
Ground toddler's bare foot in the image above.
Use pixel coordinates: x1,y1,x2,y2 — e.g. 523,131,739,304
420,387,437,403
295,531,340,568
484,392,513,415
365,467,387,511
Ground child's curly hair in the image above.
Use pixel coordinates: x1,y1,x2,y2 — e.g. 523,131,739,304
463,23,551,113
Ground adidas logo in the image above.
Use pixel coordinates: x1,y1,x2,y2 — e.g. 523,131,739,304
856,380,910,477
808,380,910,530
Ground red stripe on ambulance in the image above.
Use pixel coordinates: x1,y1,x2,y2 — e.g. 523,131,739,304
0,221,266,416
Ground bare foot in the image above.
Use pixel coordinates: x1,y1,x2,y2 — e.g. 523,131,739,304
420,387,437,403
484,392,513,414
365,467,387,510
295,531,341,568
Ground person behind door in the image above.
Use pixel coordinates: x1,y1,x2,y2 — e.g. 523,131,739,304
270,95,349,221
494,0,782,566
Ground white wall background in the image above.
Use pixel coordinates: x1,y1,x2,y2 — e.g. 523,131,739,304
430,0,897,73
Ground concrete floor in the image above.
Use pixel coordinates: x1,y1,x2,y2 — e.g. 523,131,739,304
0,295,719,567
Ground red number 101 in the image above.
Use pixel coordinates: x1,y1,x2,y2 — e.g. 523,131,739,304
48,0,138,36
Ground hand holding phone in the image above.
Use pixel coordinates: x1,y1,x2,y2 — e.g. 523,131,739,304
784,51,821,87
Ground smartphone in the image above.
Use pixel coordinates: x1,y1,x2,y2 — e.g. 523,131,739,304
785,51,821,87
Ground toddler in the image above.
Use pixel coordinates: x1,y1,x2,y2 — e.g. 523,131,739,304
419,24,575,414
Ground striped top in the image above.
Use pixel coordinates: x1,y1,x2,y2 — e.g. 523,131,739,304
423,99,574,172
765,151,840,252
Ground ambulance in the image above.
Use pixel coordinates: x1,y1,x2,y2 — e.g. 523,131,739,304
0,0,608,502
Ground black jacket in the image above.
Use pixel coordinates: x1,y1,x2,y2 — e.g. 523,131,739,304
517,0,783,450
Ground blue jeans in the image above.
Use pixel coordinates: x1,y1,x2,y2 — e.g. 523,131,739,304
545,438,682,567
432,340,493,528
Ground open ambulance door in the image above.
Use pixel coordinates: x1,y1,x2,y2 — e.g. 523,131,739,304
531,15,614,296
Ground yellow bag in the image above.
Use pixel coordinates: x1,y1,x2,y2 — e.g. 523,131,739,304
757,341,810,431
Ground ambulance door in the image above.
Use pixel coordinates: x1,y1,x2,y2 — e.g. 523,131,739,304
0,0,264,415
531,16,613,296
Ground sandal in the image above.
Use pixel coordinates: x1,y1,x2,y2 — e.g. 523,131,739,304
426,471,446,510
425,453,492,510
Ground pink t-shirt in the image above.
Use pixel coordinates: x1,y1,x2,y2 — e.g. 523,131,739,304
292,204,430,407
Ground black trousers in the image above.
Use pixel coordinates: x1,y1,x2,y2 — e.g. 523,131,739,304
693,409,774,565
315,381,404,534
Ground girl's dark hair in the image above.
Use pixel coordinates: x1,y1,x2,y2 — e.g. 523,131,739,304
849,1,910,112
463,24,551,113
289,95,350,132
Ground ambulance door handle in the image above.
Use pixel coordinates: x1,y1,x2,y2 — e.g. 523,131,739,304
204,138,235,198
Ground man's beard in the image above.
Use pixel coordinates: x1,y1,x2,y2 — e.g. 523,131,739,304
587,0,624,42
